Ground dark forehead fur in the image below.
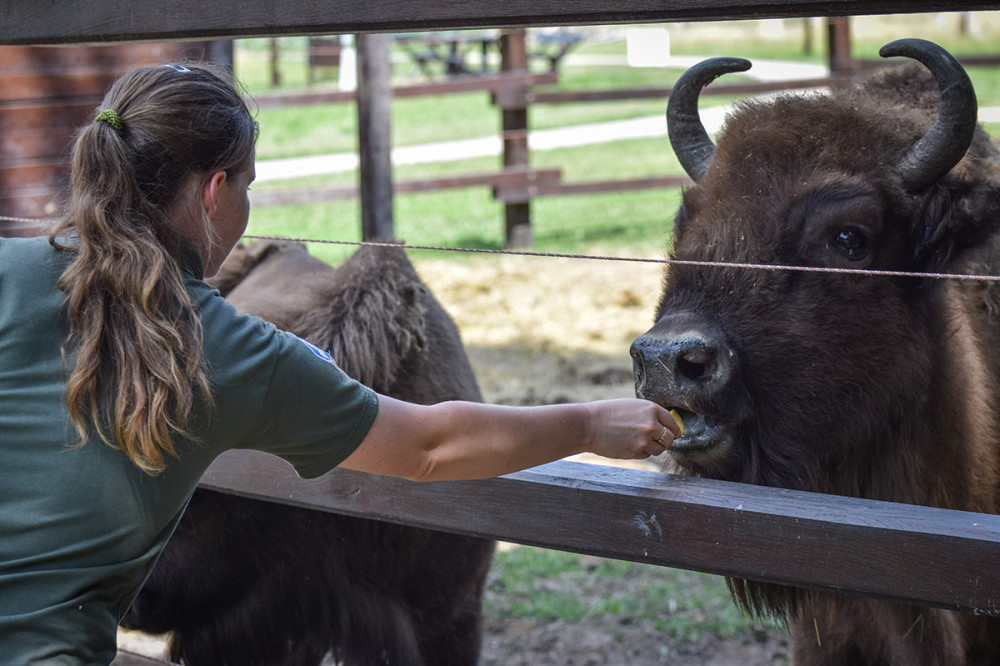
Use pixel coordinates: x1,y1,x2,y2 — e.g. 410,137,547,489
675,63,1000,272
704,64,998,192
710,66,933,195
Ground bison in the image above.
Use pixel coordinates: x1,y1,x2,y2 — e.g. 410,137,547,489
630,39,1000,665
121,240,495,666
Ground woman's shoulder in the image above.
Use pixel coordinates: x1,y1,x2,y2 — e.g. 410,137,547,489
0,234,54,259
0,235,69,282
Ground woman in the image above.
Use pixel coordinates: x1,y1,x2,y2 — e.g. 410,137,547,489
0,63,679,664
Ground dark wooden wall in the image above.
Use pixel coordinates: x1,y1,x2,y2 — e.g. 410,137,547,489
0,41,225,221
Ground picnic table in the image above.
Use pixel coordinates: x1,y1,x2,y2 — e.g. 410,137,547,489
531,29,583,72
395,29,581,77
395,31,499,77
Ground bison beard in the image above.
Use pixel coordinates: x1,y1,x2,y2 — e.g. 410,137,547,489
121,241,495,666
632,39,1000,665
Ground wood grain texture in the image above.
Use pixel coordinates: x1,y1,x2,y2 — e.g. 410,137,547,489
3,1,1000,45
201,451,1000,615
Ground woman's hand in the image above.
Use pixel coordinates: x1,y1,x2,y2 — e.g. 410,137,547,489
581,398,682,460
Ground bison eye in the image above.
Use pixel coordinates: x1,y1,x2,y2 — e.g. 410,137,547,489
833,228,869,260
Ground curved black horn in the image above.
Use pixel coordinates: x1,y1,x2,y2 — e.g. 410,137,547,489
667,57,751,182
879,38,977,191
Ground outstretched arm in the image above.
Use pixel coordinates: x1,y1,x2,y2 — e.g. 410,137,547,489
340,395,681,482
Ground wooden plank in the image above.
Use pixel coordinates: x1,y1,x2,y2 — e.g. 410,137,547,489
530,77,846,104
533,175,693,196
0,189,63,220
248,167,563,206
252,71,558,109
200,452,1000,615
4,1,999,45
249,171,688,207
0,160,68,189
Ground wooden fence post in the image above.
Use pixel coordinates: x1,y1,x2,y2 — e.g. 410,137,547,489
269,38,281,87
827,16,853,74
499,28,532,248
356,32,396,241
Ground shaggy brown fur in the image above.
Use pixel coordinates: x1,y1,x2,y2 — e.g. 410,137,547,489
122,241,494,666
632,63,1000,664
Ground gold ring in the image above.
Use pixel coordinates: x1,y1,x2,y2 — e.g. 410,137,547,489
656,426,669,444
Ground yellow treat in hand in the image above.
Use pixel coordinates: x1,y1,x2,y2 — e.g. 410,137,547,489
669,409,685,436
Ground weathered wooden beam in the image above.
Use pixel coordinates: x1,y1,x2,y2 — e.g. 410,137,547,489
247,167,563,206
252,71,558,109
201,451,1000,616
531,175,693,197
3,1,998,45
356,33,395,242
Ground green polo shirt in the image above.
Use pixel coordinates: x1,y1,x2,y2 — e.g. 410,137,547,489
0,235,378,664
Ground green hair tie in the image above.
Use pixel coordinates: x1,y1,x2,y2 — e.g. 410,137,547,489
94,109,124,132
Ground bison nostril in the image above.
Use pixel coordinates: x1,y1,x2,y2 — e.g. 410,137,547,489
677,350,718,381
631,357,645,386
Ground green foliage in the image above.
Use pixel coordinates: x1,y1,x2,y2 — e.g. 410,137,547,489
485,546,770,642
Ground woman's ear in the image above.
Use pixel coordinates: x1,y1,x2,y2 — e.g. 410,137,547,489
201,170,228,219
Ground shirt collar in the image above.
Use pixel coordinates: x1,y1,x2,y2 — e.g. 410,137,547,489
178,241,206,280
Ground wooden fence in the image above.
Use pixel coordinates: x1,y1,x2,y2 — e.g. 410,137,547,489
235,18,1000,248
245,21,872,247
2,0,1000,619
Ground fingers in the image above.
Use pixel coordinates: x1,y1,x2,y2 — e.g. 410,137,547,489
642,404,682,459
584,398,682,461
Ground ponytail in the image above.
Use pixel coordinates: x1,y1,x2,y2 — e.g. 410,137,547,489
50,64,258,474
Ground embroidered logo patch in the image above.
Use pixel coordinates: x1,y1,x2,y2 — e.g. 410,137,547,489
296,336,333,362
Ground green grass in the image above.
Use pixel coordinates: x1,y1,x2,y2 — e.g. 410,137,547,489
486,546,772,642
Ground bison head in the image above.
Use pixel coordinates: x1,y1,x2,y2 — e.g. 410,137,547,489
631,39,1000,495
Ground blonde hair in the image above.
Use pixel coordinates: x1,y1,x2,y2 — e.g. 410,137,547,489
50,63,258,474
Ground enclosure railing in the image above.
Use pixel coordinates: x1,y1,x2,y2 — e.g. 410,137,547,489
2,0,1000,618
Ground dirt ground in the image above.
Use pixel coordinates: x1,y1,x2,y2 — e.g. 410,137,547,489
117,248,791,665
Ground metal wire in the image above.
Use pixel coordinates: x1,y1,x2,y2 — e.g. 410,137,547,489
242,234,1000,282
3,216,999,282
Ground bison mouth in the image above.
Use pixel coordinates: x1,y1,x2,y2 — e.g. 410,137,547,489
666,406,734,469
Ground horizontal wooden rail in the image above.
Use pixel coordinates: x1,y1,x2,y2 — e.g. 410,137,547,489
250,170,690,205
249,167,562,206
530,76,846,104
201,451,1000,616
253,71,558,109
530,175,693,197
3,2,1000,45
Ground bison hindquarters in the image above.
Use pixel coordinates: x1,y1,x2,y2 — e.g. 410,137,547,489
122,242,494,666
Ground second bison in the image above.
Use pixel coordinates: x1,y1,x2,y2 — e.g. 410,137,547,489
122,241,495,666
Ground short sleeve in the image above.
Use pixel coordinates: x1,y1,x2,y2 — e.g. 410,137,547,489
191,279,379,479
243,329,379,478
